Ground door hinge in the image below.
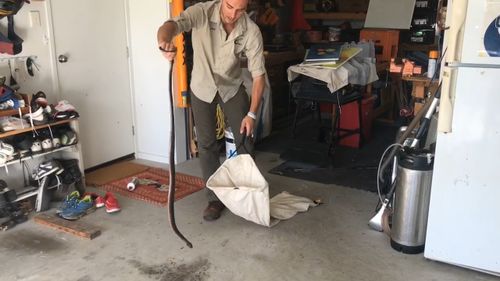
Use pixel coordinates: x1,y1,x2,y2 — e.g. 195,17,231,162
132,125,135,136
126,46,130,58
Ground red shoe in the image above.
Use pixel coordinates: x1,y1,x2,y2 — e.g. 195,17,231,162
104,192,121,213
95,194,106,208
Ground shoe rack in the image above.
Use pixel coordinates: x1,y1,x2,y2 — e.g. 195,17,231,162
0,116,85,210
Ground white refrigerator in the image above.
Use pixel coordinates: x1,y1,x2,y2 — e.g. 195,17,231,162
424,0,500,276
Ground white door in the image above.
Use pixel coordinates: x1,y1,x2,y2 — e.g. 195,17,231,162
50,0,134,168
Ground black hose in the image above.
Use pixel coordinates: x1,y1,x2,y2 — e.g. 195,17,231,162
167,59,193,248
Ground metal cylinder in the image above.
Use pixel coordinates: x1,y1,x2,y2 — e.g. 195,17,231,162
391,149,434,254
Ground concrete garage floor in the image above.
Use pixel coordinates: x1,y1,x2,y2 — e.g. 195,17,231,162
0,152,496,281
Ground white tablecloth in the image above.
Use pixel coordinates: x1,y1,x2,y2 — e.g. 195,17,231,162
287,58,378,93
287,41,379,93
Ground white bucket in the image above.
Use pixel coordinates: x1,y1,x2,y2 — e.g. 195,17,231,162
224,127,237,159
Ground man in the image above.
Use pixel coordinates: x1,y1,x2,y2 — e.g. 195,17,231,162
157,0,266,221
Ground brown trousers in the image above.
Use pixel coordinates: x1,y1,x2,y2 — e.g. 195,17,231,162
190,86,254,202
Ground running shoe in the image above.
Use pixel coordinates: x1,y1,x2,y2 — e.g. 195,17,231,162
59,195,96,220
56,191,80,214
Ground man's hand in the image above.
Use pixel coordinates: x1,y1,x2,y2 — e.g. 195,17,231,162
158,42,177,61
157,21,178,61
240,115,255,137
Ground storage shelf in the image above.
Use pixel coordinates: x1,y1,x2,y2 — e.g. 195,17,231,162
303,12,366,21
0,119,74,138
13,183,59,203
2,144,77,168
0,107,29,118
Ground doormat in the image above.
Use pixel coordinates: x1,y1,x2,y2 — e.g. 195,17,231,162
96,167,205,207
85,161,149,186
269,160,378,190
263,122,398,193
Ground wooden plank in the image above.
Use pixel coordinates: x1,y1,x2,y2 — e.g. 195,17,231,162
34,214,101,240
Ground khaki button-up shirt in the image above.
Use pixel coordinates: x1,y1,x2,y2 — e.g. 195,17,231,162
170,0,266,103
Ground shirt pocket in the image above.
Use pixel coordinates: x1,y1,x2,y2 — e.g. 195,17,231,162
233,36,245,58
219,41,242,74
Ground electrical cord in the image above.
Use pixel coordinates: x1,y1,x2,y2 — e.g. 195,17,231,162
376,143,404,205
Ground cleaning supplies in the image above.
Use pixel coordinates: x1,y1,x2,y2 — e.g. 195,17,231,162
427,50,439,79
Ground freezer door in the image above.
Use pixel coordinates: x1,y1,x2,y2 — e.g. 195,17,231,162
425,67,500,275
460,0,500,64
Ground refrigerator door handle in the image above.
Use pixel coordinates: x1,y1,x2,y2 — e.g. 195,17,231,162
446,62,500,68
437,0,469,133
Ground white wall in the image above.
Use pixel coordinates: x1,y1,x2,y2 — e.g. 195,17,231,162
127,0,187,164
0,1,55,102
0,0,187,165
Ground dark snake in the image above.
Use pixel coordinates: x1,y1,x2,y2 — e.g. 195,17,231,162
167,59,193,248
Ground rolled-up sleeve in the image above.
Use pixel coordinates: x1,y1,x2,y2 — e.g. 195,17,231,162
244,26,266,78
168,4,205,35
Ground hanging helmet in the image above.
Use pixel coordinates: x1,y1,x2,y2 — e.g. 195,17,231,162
0,0,28,18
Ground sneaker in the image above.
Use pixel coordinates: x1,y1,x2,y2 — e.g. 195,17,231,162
33,160,64,180
31,91,48,108
53,110,79,121
56,191,80,214
0,141,14,157
52,137,61,148
41,138,53,151
104,192,120,213
61,130,77,146
31,140,42,154
54,100,76,112
95,195,106,208
32,112,48,126
14,134,33,157
23,106,44,120
0,99,14,110
59,195,96,221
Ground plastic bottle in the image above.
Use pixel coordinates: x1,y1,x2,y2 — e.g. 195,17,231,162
427,50,439,79
224,127,237,159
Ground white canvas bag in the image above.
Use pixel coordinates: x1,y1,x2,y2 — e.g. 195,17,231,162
207,154,271,226
207,154,318,227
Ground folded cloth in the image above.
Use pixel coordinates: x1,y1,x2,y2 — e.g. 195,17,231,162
0,116,28,131
287,41,378,93
270,191,318,221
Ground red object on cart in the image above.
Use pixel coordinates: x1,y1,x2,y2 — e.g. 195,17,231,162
291,0,311,31
338,95,376,148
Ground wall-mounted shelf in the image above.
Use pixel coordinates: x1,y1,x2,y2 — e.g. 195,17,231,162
303,12,366,21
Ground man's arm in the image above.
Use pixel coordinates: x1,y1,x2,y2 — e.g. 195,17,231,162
157,3,203,60
157,21,178,61
240,74,265,136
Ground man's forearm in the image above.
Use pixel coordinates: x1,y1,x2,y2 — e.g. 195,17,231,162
249,74,265,114
157,21,178,44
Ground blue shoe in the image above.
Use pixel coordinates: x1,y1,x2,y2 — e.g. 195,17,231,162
60,195,95,221
56,191,80,214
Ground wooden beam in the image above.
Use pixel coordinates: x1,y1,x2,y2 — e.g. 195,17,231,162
34,214,101,240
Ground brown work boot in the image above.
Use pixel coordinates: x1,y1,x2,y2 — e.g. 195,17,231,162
203,201,225,221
